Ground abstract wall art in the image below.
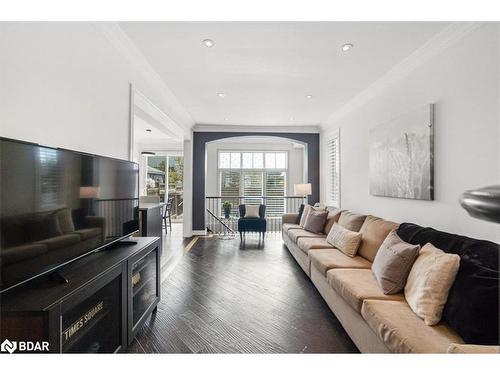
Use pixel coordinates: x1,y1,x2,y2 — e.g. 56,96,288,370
369,104,434,200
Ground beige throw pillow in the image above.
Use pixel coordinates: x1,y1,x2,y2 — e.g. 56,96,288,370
299,205,312,227
404,243,460,326
244,205,260,218
326,223,362,257
55,207,75,233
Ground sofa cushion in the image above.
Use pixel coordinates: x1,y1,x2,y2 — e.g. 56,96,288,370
74,228,102,241
282,223,302,234
447,344,500,354
310,249,372,276
24,213,62,242
1,243,48,266
303,209,329,234
288,229,325,243
371,230,420,294
361,300,464,353
323,209,343,235
337,211,367,232
405,243,460,326
36,233,81,251
296,237,333,253
397,222,499,345
326,223,362,257
358,215,399,262
327,268,404,313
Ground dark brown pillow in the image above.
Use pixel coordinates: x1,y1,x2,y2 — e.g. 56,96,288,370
323,208,343,234
371,230,420,295
303,209,329,234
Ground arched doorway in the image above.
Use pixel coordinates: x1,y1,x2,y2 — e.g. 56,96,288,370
191,131,320,233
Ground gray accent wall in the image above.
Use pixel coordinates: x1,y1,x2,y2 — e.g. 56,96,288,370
192,131,320,231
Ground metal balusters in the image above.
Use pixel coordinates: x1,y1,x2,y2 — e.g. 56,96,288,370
205,196,303,234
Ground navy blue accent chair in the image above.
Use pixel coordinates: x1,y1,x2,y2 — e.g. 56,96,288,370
238,204,267,242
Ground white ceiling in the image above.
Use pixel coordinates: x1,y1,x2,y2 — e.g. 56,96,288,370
120,22,450,127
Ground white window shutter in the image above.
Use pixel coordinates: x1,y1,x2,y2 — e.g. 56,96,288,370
327,130,340,207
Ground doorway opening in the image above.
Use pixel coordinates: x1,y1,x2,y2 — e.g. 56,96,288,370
142,154,184,223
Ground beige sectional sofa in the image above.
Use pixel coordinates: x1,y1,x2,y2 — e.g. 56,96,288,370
281,210,499,354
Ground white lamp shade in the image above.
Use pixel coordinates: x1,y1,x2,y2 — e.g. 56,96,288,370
294,183,312,196
80,186,100,199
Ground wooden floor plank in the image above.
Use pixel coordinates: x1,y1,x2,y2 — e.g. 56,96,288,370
128,231,358,353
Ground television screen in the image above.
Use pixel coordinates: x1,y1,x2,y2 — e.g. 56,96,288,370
0,138,139,292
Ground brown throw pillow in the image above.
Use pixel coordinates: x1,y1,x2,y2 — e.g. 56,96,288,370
303,209,329,234
326,223,362,257
405,243,460,325
371,230,420,295
323,208,343,235
337,211,367,232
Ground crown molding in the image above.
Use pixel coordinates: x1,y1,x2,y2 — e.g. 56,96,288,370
321,22,483,131
193,124,321,133
94,22,194,138
133,87,185,140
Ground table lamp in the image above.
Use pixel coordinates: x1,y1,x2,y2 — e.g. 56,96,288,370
294,183,312,204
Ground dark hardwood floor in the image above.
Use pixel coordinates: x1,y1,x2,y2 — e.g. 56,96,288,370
128,229,358,353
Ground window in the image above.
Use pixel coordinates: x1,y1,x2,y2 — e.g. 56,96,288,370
220,171,240,215
218,151,288,216
327,130,340,207
265,171,286,217
242,171,263,206
37,148,64,210
219,152,231,169
219,152,286,170
265,153,275,169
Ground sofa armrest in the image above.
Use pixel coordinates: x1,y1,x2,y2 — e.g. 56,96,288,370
447,343,500,354
84,216,105,229
282,213,299,225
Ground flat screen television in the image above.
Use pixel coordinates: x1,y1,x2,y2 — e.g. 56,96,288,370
0,137,139,293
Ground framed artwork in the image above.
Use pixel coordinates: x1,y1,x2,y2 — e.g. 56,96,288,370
369,104,434,200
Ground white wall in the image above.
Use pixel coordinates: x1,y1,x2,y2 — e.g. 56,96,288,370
205,139,305,197
321,23,500,242
0,22,191,161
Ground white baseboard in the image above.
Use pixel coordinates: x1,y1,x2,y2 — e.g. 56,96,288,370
192,230,207,236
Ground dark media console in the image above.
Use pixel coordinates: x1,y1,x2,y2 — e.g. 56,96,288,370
0,237,160,353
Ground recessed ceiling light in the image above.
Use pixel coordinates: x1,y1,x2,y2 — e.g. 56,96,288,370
306,94,313,99
202,39,215,48
290,117,295,121
217,92,226,98
342,43,354,52
146,128,152,132
224,117,229,121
